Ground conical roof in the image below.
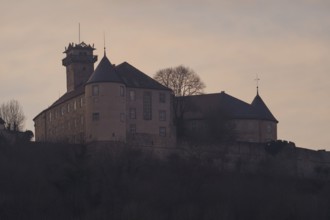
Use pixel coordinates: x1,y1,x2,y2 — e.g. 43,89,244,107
251,94,278,122
86,55,123,84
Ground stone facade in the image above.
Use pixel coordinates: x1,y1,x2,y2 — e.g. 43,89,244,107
34,41,277,146
62,42,97,92
34,94,85,143
34,42,175,147
182,92,278,143
232,119,277,143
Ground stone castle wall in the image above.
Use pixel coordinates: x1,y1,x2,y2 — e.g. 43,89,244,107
177,141,330,178
105,141,330,179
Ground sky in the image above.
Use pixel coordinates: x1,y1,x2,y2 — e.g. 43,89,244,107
1,0,329,150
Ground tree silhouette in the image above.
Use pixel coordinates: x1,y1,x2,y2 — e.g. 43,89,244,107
0,99,26,131
154,65,205,137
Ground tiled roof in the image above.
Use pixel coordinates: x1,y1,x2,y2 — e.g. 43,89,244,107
33,86,85,120
183,92,278,122
86,56,170,91
115,62,171,90
50,86,85,108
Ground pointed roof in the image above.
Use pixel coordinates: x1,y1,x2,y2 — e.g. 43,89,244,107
86,57,171,90
86,55,123,84
251,94,278,122
218,92,257,119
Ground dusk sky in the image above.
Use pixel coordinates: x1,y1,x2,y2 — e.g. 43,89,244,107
1,0,329,150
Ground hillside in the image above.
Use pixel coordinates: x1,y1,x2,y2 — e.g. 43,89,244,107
0,142,330,220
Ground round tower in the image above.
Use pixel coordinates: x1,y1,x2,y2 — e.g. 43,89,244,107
62,42,98,92
85,55,126,142
251,93,278,142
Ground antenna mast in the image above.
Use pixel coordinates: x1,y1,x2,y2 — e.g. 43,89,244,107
78,23,81,43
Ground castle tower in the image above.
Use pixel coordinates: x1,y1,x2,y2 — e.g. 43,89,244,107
85,54,127,142
251,92,278,142
62,42,98,92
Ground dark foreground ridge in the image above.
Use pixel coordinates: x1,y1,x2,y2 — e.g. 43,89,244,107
0,142,330,220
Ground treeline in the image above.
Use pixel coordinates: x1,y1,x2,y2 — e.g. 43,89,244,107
0,142,330,220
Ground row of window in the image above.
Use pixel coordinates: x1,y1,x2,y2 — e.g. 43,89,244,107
49,97,84,122
92,110,167,122
92,85,167,103
129,108,166,121
48,117,84,134
91,113,167,136
129,124,167,137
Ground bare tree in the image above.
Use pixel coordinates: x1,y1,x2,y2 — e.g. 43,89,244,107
154,65,205,137
0,100,26,131
154,65,205,97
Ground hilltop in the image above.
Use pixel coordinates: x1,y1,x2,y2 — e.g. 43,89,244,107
1,141,330,219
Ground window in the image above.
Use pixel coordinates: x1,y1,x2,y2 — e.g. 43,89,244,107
267,124,272,133
61,107,65,116
80,97,84,107
49,112,52,122
92,112,100,121
191,121,197,131
129,124,136,134
120,86,125,97
67,103,70,113
129,108,136,119
159,127,166,137
74,100,77,110
120,113,125,122
159,93,166,103
143,92,152,120
129,90,136,101
92,85,99,96
159,110,166,121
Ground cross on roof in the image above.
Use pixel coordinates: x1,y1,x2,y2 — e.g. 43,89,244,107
255,74,260,94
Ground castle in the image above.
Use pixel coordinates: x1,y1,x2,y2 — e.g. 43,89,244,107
34,41,278,146
34,42,175,146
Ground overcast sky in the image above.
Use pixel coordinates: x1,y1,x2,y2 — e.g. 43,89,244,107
1,0,329,150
